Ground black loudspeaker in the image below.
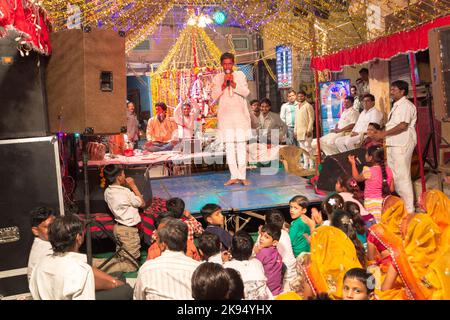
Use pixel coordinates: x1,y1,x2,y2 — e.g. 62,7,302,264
317,148,367,191
0,37,49,139
0,137,63,297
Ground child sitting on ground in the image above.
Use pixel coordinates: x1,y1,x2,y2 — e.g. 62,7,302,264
197,232,230,264
254,223,283,296
166,197,204,241
201,204,232,250
312,193,345,227
344,201,368,252
103,164,145,272
343,268,376,300
288,195,314,257
348,146,394,223
224,231,272,300
147,211,200,261
335,175,374,226
265,210,297,292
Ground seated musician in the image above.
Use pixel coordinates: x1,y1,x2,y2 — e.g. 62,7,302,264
145,102,179,152
312,96,359,156
335,94,383,153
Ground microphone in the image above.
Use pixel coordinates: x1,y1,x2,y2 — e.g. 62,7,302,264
225,69,231,87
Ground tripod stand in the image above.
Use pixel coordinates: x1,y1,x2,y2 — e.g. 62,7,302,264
81,135,139,270
421,84,438,169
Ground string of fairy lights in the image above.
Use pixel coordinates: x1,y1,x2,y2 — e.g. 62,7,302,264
40,0,450,55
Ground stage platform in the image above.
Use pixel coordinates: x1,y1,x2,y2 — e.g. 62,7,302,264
150,168,325,215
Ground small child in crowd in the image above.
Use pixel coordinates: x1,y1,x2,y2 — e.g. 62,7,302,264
254,223,283,296
201,204,232,250
336,175,376,227
288,195,313,257
265,210,297,292
197,232,230,264
225,268,245,300
348,146,394,223
224,231,272,300
343,268,376,300
166,197,204,241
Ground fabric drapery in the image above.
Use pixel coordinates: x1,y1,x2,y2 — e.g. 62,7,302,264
311,14,450,72
0,0,52,55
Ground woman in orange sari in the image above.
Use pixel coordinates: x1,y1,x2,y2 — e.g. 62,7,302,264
421,189,450,253
294,225,362,299
367,196,410,270
374,213,442,300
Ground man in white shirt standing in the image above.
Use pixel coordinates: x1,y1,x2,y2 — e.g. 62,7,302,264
134,218,201,300
29,215,95,300
374,80,417,213
312,96,360,156
335,93,383,152
280,90,299,145
104,164,145,272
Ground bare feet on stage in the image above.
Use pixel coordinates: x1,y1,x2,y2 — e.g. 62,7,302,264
240,179,251,186
224,179,239,186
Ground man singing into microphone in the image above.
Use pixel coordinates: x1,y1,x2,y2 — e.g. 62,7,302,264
212,52,252,186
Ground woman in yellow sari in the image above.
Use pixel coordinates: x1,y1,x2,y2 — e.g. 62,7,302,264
294,225,362,299
421,189,450,253
367,196,410,269
376,213,442,300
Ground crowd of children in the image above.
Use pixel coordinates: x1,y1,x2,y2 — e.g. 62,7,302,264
26,159,450,300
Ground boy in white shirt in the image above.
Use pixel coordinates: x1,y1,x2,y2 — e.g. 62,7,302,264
104,164,145,272
224,231,273,300
29,215,95,300
27,207,56,281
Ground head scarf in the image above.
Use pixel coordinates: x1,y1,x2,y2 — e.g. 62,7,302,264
298,226,362,299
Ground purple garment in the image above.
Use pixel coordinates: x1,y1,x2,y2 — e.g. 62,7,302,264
255,246,283,295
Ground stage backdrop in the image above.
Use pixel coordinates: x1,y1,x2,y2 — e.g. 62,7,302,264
319,79,350,135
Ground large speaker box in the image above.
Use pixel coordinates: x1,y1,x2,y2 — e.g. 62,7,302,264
429,26,450,142
46,29,126,134
0,137,64,297
0,37,49,139
317,148,367,192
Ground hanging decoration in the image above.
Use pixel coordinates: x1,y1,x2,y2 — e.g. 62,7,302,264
150,13,223,131
39,0,450,57
0,0,53,55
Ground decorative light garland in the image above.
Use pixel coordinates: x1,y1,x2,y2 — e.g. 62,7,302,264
39,0,450,56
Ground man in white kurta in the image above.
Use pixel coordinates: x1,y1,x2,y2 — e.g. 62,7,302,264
312,96,360,156
295,91,315,169
335,93,383,152
29,215,95,300
212,52,252,186
374,80,417,213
